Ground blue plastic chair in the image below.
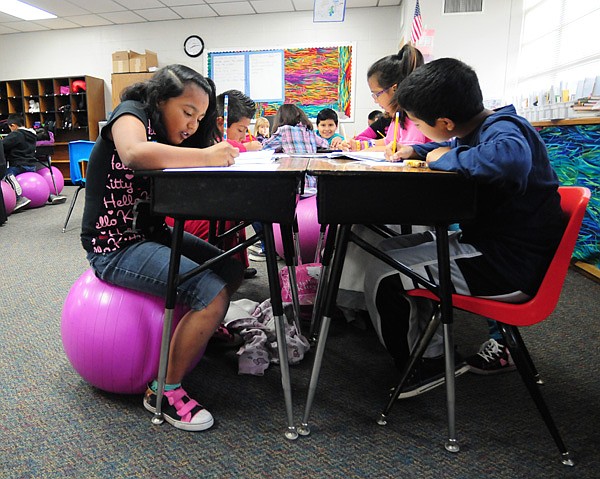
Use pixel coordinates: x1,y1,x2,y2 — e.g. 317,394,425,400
63,140,94,232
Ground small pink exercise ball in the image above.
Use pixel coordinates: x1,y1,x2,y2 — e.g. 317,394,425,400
36,167,64,195
61,269,203,394
16,172,50,208
274,195,323,263
1,180,17,215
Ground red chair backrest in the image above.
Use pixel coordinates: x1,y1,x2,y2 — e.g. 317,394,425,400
408,186,591,326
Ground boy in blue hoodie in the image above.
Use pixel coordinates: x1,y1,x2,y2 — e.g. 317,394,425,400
366,58,565,397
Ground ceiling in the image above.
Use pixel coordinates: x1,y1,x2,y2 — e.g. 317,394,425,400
0,0,402,36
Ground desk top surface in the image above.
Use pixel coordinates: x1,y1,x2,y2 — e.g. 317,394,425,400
307,157,453,176
139,156,309,177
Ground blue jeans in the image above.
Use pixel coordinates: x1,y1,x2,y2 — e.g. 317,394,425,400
87,231,243,311
6,165,36,176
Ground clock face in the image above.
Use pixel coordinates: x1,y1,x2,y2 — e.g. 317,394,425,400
184,35,204,57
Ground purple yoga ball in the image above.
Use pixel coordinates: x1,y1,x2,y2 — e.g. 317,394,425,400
61,269,203,394
1,180,17,215
274,195,323,263
16,172,50,208
36,167,64,195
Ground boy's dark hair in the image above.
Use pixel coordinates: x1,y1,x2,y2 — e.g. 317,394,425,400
396,58,484,126
7,114,24,127
272,104,313,132
121,64,219,147
216,90,256,131
368,110,383,122
367,44,424,128
316,108,338,126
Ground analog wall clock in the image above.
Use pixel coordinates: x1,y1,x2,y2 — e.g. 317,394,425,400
184,35,204,57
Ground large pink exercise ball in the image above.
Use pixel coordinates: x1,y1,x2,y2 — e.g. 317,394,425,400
36,167,64,195
16,172,50,208
61,269,203,394
274,195,324,263
1,180,17,215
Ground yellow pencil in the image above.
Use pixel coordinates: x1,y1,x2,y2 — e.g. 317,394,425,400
377,130,385,138
391,111,399,154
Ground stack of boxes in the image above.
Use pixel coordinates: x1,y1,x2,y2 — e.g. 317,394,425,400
111,50,158,73
111,50,159,108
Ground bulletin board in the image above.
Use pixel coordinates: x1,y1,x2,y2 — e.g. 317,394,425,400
207,43,354,120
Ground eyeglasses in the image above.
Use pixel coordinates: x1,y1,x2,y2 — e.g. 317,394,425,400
371,86,392,100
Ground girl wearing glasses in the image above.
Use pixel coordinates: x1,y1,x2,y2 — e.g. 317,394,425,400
344,44,429,150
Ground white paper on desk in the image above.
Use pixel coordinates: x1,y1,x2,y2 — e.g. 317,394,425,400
235,149,275,163
163,162,280,172
327,151,387,162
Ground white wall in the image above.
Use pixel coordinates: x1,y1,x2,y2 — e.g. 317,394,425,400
0,1,522,131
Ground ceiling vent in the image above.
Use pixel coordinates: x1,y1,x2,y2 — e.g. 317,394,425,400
443,0,484,14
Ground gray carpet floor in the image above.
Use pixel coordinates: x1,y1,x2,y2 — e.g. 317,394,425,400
1,185,599,478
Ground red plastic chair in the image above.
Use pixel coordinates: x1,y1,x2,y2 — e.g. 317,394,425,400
406,186,590,465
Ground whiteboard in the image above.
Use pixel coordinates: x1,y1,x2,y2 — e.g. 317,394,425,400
208,50,284,102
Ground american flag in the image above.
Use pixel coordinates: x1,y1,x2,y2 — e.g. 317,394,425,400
411,0,423,44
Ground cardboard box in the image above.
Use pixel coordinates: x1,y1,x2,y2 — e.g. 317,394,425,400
129,50,158,73
112,51,130,73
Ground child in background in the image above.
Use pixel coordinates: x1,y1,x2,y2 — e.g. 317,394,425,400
368,110,384,125
262,104,329,154
354,112,391,143
81,64,243,431
262,104,329,196
316,108,344,149
1,114,66,210
342,44,428,151
369,58,565,395
216,90,263,151
253,116,270,143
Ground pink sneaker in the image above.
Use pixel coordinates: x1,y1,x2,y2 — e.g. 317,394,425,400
144,386,214,431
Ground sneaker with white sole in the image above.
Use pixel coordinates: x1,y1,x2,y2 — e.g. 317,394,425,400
466,338,516,375
248,244,263,255
48,194,67,205
395,354,469,399
13,196,31,212
143,385,214,431
248,250,267,262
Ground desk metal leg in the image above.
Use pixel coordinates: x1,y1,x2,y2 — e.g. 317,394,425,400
299,224,351,436
435,225,459,453
280,223,302,333
309,224,338,341
262,223,298,440
152,219,185,425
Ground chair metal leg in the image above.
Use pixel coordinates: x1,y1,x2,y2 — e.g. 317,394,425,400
510,326,543,384
62,185,84,232
498,323,574,466
380,306,442,421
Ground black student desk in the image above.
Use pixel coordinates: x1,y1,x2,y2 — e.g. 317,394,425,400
299,158,477,451
138,157,308,440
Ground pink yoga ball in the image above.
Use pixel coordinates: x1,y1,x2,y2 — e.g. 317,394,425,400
1,180,17,215
274,195,323,263
16,172,50,208
36,167,64,195
61,269,203,394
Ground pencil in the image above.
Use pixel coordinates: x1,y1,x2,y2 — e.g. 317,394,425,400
377,130,385,138
340,123,347,141
223,94,229,141
391,111,399,154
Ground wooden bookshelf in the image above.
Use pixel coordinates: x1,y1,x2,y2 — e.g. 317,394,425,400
0,75,105,182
